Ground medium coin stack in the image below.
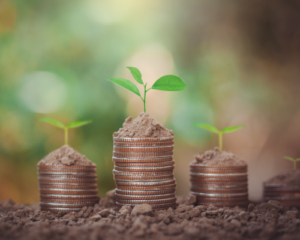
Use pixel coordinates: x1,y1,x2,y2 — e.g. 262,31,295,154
263,183,300,206
190,162,248,207
38,164,99,213
113,137,177,210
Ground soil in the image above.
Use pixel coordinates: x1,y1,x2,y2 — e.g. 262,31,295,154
113,112,173,138
194,147,247,166
265,170,300,186
1,195,300,240
38,145,95,166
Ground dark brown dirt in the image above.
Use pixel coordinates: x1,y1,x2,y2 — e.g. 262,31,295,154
38,145,95,166
195,147,247,166
265,170,300,186
1,195,300,240
113,112,173,138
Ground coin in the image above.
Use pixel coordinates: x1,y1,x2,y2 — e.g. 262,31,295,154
114,165,175,172
39,183,98,189
191,187,247,194
115,193,175,200
114,174,174,181
113,146,174,153
191,183,248,189
191,191,248,198
190,177,248,183
115,202,176,210
195,196,248,203
114,141,174,147
116,197,176,204
116,184,176,191
40,207,83,213
115,188,175,195
40,201,96,208
115,160,175,168
39,188,98,195
113,156,173,163
115,179,176,186
113,151,173,158
113,169,173,176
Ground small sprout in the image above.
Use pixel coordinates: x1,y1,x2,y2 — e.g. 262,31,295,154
283,156,300,170
40,118,92,145
194,123,246,151
108,66,186,112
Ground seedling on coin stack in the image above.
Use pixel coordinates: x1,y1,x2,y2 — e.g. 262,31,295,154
37,118,99,213
263,156,300,206
109,66,186,112
189,122,248,207
109,67,186,209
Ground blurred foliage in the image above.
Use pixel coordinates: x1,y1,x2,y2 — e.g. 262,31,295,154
1,0,300,202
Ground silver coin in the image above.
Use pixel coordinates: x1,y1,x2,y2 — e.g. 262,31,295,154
190,172,248,177
191,191,248,197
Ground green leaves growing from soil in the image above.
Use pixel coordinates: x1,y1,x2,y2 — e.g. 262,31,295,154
40,118,92,146
108,66,186,112
194,123,246,151
284,156,300,170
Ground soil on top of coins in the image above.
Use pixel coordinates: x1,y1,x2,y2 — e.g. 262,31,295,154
113,112,173,138
265,170,300,186
1,195,300,240
38,145,95,166
194,147,247,166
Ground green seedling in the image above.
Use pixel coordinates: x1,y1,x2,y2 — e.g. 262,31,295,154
108,66,186,112
283,156,300,170
40,118,92,145
194,123,246,151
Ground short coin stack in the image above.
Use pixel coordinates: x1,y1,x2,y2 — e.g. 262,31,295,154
113,137,177,209
263,183,300,206
190,162,248,207
38,164,99,213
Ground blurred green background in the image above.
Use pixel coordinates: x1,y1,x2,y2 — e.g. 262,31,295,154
1,0,300,203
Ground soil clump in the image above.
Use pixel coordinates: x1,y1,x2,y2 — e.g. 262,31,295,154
38,145,95,166
113,112,173,138
194,147,247,166
1,196,300,240
265,170,300,186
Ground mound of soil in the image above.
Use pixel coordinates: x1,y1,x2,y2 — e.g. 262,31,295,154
113,112,173,138
1,196,300,240
195,147,247,166
265,170,300,186
38,145,95,166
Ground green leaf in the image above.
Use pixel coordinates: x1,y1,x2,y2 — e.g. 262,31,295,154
152,75,186,91
40,118,65,128
284,156,295,161
221,125,246,133
108,78,141,97
295,158,300,161
126,67,143,85
194,123,219,134
67,120,92,129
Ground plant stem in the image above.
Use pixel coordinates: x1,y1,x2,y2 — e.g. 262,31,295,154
143,84,147,112
219,132,223,151
64,127,68,145
294,161,296,170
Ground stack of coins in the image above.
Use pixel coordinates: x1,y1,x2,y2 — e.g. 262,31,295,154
263,183,300,206
38,164,99,213
113,137,177,210
190,162,248,207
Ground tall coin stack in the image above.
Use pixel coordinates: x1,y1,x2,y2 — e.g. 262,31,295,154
113,137,177,210
263,183,300,207
190,162,248,207
38,164,99,213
